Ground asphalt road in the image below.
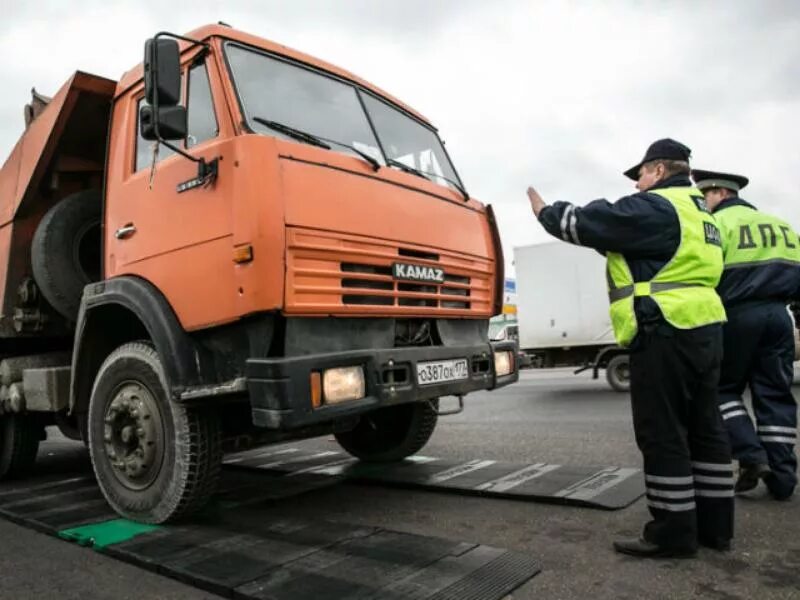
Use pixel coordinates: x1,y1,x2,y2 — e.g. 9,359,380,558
1,369,798,599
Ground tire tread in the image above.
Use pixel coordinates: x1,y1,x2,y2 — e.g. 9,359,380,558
88,341,221,523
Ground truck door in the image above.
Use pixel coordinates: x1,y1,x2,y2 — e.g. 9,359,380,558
106,54,236,329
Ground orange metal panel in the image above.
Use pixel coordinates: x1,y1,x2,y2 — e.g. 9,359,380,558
107,118,284,329
279,152,493,259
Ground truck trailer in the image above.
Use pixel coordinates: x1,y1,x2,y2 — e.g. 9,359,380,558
514,242,629,391
0,24,518,523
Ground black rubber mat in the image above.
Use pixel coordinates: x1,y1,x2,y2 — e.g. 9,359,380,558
227,445,645,510
0,445,540,600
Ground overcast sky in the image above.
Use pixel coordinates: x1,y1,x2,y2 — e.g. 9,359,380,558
2,1,799,275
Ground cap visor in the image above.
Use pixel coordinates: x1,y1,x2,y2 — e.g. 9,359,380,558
623,163,641,181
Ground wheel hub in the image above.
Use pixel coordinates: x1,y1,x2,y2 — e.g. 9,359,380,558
103,383,163,489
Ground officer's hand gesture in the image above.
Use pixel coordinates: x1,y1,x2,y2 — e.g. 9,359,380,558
527,186,546,217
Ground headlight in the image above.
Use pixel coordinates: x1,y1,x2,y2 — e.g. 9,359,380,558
323,366,366,404
494,351,514,377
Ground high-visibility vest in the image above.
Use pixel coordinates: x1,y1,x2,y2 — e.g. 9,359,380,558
606,186,726,346
713,202,800,305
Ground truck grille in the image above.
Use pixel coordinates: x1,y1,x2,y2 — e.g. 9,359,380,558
342,263,471,309
285,228,493,316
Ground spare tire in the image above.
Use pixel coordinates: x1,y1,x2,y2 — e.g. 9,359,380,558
31,190,102,321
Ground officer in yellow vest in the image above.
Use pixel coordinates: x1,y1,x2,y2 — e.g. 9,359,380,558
528,139,734,558
693,169,798,500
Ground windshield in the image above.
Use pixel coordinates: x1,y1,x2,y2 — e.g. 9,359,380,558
224,42,463,192
361,93,462,190
226,43,382,163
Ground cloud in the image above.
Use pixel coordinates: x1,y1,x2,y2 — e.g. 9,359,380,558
1,0,798,276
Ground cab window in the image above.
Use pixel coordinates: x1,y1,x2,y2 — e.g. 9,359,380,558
186,63,218,148
134,62,218,171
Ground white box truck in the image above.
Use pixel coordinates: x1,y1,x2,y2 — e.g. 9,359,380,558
514,242,630,391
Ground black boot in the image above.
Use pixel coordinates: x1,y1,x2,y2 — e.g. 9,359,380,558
698,536,732,552
735,463,771,493
613,537,697,558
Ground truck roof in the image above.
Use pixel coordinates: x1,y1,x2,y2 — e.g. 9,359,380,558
116,24,432,127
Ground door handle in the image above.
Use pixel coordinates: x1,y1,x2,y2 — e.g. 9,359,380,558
115,223,137,240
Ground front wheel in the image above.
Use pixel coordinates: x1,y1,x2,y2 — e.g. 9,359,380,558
335,401,438,462
87,342,222,523
606,354,631,393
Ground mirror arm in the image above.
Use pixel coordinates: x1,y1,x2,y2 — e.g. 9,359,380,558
158,138,218,183
152,31,209,52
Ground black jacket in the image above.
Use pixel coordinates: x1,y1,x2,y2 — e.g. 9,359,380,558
538,174,691,326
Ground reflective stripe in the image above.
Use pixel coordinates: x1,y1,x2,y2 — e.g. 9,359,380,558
560,205,574,243
723,410,749,420
759,435,796,444
724,258,800,270
696,489,735,498
719,401,742,412
647,488,695,499
647,499,696,512
569,210,580,245
607,281,702,302
606,267,615,290
691,461,733,472
757,426,796,435
645,474,694,485
608,286,630,302
694,475,734,485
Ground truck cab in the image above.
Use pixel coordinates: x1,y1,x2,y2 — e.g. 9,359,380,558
0,25,517,523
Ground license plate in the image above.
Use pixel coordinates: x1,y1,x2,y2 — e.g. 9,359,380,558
417,358,469,386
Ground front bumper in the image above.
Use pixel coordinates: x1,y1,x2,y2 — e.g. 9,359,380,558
246,341,518,429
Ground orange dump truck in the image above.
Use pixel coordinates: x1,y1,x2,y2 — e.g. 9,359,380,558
0,24,517,522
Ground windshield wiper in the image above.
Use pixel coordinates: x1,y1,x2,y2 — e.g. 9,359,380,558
252,117,380,171
386,157,429,181
252,117,330,150
386,158,469,201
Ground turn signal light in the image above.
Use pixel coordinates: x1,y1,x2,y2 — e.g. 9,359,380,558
323,366,366,404
310,372,322,408
494,351,514,377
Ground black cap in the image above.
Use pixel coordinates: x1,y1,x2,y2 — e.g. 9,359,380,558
692,169,749,192
623,138,692,180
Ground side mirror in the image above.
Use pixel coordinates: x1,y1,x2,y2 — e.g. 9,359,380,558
144,38,181,106
140,104,187,141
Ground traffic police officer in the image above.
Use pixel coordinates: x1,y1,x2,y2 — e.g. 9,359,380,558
693,169,799,500
528,139,734,557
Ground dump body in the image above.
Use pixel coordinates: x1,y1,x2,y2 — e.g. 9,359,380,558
0,72,114,342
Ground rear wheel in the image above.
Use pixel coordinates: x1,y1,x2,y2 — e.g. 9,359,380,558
87,342,222,523
335,401,438,462
0,415,42,479
606,354,631,393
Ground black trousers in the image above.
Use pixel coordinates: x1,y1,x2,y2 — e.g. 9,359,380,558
719,301,797,499
630,323,734,550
